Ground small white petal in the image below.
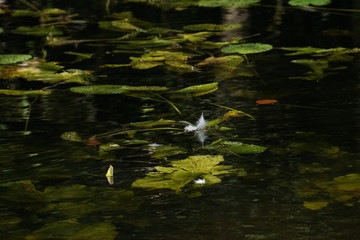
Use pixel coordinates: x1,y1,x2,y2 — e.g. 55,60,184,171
195,113,206,131
194,178,206,184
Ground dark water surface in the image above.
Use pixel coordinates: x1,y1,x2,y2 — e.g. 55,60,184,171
0,1,359,239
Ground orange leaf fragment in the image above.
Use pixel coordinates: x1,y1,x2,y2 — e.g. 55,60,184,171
86,136,101,146
256,99,278,105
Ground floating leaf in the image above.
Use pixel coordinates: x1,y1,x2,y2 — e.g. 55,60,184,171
198,0,260,8
0,180,45,203
99,143,122,152
27,220,117,240
169,82,219,98
222,43,273,54
179,31,216,42
61,131,83,142
12,26,63,37
106,165,114,177
132,155,243,192
0,89,52,95
303,201,329,210
98,20,142,32
288,0,331,7
316,174,360,202
0,54,32,64
151,145,187,159
70,85,126,94
197,55,244,71
256,99,278,104
183,23,242,31
205,141,268,155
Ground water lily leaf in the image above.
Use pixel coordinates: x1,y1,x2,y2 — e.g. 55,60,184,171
12,26,63,36
26,220,117,240
303,201,329,210
99,143,122,152
172,155,224,173
0,180,45,203
205,141,268,155
0,54,32,64
316,174,360,202
169,82,219,98
70,85,127,94
132,155,238,192
98,20,142,32
114,36,185,49
26,69,92,84
221,43,273,54
197,55,244,71
179,31,216,42
0,89,52,95
70,85,168,95
280,46,356,56
183,23,243,31
61,131,83,142
198,0,260,7
288,0,331,7
151,145,187,159
0,58,64,80
124,50,194,70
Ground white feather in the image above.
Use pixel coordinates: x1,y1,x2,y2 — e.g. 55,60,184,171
184,113,206,132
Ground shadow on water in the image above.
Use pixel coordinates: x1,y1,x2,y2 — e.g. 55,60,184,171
0,0,359,239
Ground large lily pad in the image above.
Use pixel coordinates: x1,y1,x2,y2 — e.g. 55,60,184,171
183,23,242,31
70,85,168,95
0,89,52,95
12,26,63,37
198,0,260,8
150,145,187,159
288,0,331,6
0,54,32,64
204,141,268,155
316,174,360,202
221,43,273,54
132,155,245,192
169,82,219,98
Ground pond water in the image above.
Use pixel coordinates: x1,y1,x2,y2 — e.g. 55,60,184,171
0,0,359,239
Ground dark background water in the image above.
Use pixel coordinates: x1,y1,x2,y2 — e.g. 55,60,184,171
0,0,359,239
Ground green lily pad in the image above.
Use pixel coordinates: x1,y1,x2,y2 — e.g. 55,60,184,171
169,82,219,98
0,54,32,64
61,131,83,142
99,142,122,152
197,55,244,71
151,145,187,159
0,89,52,95
179,31,217,42
27,220,117,240
316,174,360,202
12,26,63,37
70,85,168,96
132,155,244,192
183,23,242,31
0,180,45,203
198,0,260,7
70,85,127,94
98,20,142,32
221,43,273,54
204,141,268,155
303,201,329,210
288,0,331,7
